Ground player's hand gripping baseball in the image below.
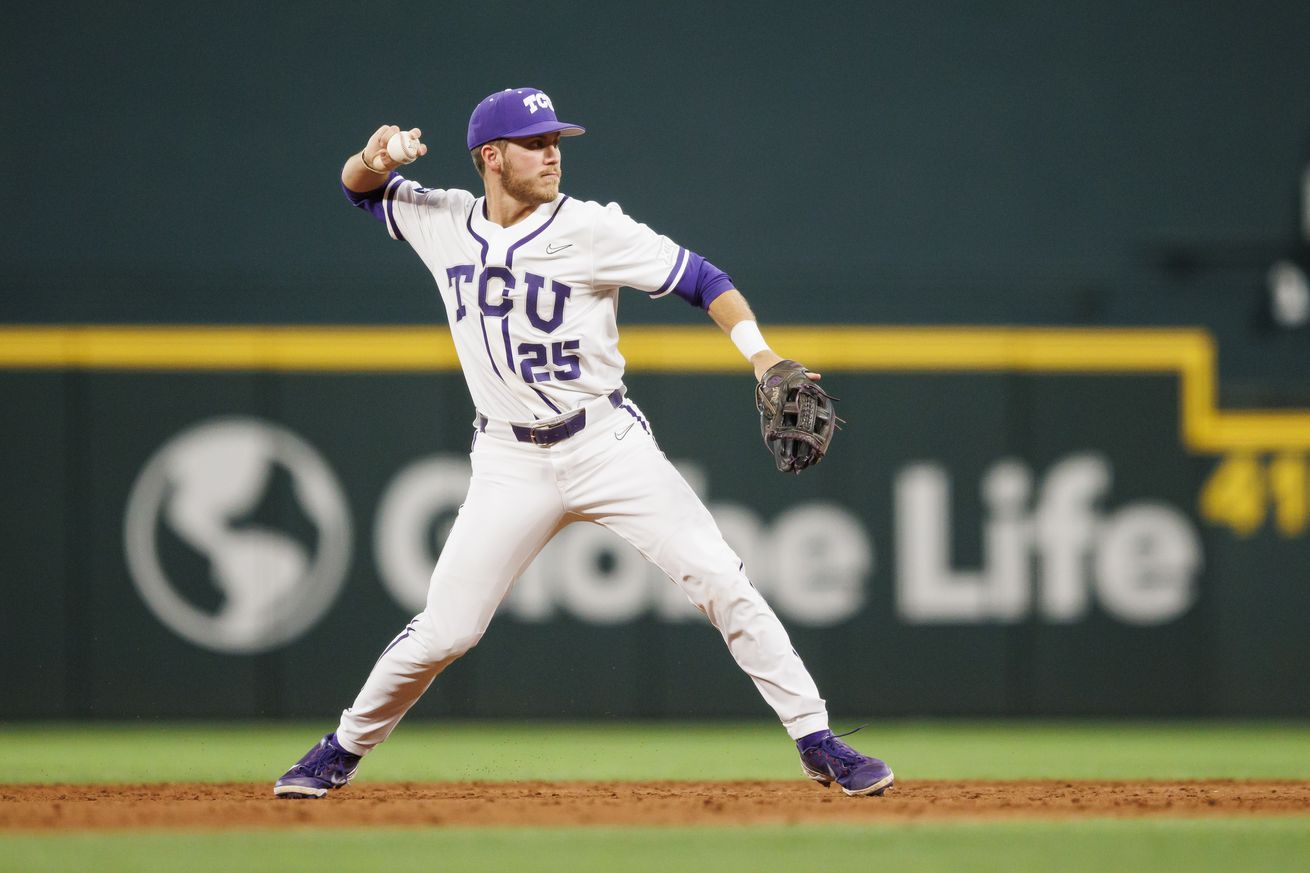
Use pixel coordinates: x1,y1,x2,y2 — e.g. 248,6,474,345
360,125,428,174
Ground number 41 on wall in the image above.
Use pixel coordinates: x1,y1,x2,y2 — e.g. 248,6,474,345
1200,453,1308,537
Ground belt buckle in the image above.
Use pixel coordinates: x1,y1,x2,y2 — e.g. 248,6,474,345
524,419,560,445
528,409,584,447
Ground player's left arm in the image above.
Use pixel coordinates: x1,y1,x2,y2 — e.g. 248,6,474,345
708,290,822,381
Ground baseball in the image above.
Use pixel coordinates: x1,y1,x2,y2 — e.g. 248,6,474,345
386,130,419,164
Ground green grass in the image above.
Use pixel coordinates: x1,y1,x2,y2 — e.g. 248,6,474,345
2,720,1309,783
3,820,1310,873
3,721,1307,873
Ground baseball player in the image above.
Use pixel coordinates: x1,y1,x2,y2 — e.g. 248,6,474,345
274,88,892,798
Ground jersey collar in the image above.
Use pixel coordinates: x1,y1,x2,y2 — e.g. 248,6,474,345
468,194,570,268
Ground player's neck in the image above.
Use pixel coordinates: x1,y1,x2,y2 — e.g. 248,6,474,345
482,186,553,228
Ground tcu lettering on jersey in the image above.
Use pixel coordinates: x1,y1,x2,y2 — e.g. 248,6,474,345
445,265,571,330
446,264,581,389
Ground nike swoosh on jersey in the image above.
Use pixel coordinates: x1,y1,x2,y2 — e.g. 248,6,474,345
614,422,635,440
545,242,573,254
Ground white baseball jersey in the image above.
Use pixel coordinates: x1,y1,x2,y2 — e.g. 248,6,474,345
325,170,830,764
380,176,688,422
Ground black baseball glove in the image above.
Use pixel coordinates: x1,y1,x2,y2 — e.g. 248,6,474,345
755,359,842,474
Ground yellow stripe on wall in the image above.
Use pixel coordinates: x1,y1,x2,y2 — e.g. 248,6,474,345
0,326,463,371
0,324,1306,452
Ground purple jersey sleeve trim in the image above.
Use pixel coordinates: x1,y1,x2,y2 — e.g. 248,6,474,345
382,175,406,242
667,252,736,309
652,246,689,297
341,173,396,226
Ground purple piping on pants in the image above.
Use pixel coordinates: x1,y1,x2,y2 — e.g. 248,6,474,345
505,196,570,267
377,620,418,662
621,403,651,435
380,630,411,657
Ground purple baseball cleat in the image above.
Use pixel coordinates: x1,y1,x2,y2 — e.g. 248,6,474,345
273,733,361,799
797,727,894,796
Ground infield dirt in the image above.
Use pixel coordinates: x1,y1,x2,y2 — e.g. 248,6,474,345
3,780,1309,830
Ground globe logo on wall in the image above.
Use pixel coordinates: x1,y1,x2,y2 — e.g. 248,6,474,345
124,418,352,654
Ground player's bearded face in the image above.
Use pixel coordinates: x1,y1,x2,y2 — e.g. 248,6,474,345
500,136,561,205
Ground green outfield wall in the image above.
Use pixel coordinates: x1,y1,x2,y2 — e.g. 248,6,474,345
2,326,1308,719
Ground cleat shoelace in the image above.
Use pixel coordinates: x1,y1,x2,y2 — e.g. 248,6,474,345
811,737,866,778
806,725,872,779
288,740,358,785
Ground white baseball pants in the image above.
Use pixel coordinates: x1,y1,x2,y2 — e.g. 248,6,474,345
335,399,829,754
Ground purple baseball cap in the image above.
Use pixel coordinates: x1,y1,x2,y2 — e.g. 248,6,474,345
466,87,586,151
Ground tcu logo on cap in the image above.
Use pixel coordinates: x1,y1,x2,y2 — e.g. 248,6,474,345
523,92,555,113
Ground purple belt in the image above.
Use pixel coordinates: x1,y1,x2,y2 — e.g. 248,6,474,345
479,388,625,447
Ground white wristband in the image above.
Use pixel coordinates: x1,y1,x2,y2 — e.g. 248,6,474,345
729,320,770,361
